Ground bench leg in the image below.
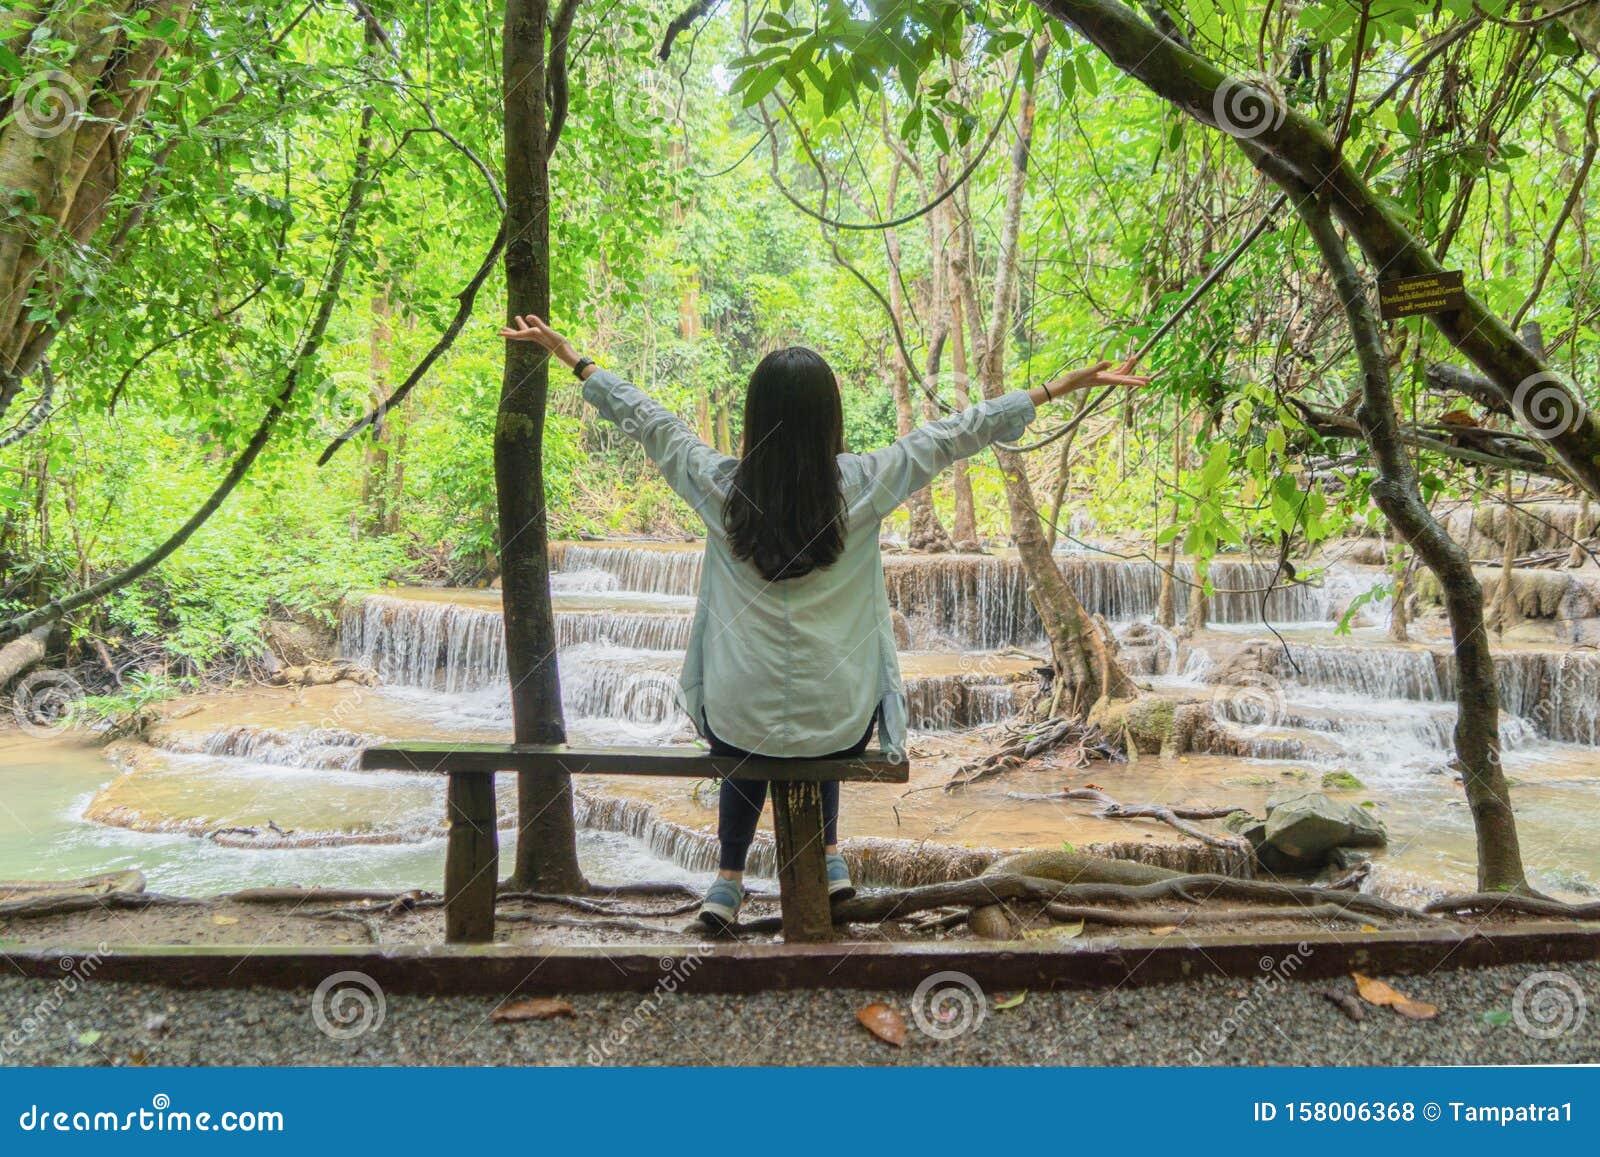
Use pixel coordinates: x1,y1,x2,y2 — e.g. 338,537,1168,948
444,773,499,944
769,780,834,943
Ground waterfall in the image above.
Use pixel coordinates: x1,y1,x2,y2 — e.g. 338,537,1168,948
551,544,704,595
1266,643,1600,745
341,594,507,692
549,544,1341,653
187,725,369,771
902,672,1024,730
556,610,692,651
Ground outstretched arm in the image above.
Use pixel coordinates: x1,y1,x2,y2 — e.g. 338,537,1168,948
857,357,1152,519
500,314,729,520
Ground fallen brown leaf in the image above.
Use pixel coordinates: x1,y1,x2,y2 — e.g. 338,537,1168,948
1148,924,1180,935
856,1002,907,1047
492,997,576,1023
1352,973,1438,1020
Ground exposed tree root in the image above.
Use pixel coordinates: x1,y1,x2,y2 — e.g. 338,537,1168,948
586,881,701,900
1042,902,1390,929
0,892,202,919
496,913,680,936
828,872,1419,926
940,718,1121,791
1423,892,1600,920
1010,787,1250,850
496,890,701,917
221,887,424,905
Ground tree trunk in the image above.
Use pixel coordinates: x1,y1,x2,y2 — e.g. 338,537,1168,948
363,290,400,533
0,1,195,412
1293,185,1527,894
1492,473,1519,635
498,0,584,892
882,161,951,551
955,41,1135,714
946,284,980,549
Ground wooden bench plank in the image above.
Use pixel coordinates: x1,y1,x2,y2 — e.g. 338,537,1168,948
360,742,907,783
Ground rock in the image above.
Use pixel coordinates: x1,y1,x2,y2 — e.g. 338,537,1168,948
269,659,378,688
1321,770,1365,792
1257,788,1386,872
889,609,913,650
1223,810,1266,848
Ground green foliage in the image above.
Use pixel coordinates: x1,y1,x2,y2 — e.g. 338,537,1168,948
4,0,1599,676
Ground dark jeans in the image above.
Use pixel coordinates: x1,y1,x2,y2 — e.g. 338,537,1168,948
705,711,878,873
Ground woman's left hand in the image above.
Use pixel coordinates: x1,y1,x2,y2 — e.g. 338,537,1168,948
1047,356,1153,396
499,313,579,369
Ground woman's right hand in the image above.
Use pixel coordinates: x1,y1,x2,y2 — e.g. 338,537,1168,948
499,313,580,370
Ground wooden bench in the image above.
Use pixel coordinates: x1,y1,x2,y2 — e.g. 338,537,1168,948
358,742,908,944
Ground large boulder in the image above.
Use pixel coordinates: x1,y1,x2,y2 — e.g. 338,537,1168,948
1247,788,1386,873
1227,790,1387,874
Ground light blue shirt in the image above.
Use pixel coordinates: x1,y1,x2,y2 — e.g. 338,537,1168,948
581,369,1037,757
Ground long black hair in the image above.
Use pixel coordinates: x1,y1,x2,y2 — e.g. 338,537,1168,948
724,347,846,582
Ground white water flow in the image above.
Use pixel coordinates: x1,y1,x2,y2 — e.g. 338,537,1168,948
5,541,1599,898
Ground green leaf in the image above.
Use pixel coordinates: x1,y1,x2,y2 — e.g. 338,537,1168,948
741,64,785,108
993,990,1028,1010
1075,55,1098,97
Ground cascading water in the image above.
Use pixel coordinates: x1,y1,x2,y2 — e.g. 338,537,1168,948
39,536,1600,900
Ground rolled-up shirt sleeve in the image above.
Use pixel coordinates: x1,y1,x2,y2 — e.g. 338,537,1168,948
856,390,1036,519
582,368,731,520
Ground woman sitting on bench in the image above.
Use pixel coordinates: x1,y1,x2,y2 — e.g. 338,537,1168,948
500,314,1149,930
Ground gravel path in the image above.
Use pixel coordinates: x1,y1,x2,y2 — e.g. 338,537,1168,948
2,960,1595,1066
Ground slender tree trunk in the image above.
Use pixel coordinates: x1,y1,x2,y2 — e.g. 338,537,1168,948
0,1,195,411
946,283,980,549
1493,473,1519,635
1294,185,1527,894
498,0,583,891
363,290,399,533
1156,415,1181,627
956,42,1134,713
881,161,951,550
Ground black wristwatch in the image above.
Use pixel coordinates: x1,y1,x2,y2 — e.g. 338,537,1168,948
572,356,595,379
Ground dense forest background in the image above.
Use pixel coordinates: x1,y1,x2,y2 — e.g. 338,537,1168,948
2,0,1596,691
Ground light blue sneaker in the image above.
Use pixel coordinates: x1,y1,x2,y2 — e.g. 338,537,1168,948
697,877,744,932
826,853,855,901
